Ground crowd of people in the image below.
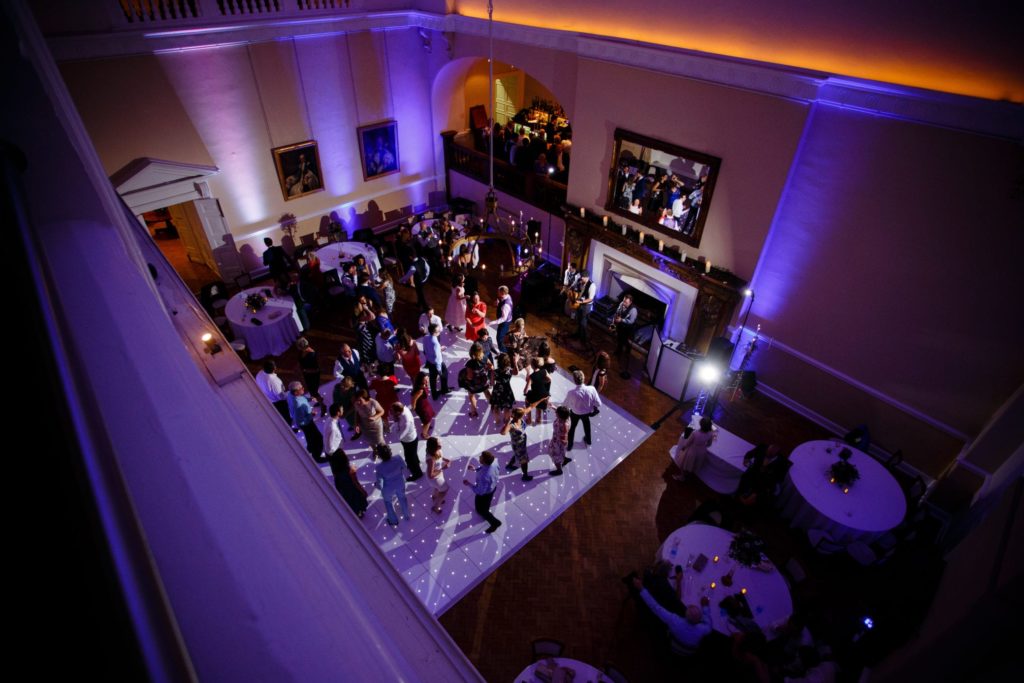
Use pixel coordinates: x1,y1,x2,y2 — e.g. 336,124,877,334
255,232,618,534
612,162,708,236
473,119,572,184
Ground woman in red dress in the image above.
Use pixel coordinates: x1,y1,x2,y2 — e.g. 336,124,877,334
410,370,435,438
465,292,487,343
394,328,422,381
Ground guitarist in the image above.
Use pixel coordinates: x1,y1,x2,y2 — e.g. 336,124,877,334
560,262,580,317
572,270,596,346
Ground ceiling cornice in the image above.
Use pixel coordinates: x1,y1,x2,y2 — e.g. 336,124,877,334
43,9,1022,141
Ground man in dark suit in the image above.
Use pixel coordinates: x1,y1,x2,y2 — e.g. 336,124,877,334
262,237,293,286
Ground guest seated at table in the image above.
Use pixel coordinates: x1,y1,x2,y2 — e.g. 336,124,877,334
631,575,712,654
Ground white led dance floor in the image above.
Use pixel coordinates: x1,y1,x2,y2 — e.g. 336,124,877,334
309,326,652,615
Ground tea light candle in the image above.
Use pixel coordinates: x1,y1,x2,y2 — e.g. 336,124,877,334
843,487,850,494
579,207,586,217
710,581,717,589
741,588,748,595
713,555,720,563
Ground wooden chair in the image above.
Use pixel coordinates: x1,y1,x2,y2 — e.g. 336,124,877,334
299,233,317,248
530,638,565,662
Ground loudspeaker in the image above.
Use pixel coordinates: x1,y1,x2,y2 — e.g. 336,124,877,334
706,336,735,365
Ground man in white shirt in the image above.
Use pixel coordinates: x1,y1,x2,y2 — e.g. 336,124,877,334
417,306,443,338
494,285,513,352
322,403,344,459
390,402,423,481
630,576,712,653
563,369,602,450
255,360,291,425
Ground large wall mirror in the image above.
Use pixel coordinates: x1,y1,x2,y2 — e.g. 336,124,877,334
605,128,721,248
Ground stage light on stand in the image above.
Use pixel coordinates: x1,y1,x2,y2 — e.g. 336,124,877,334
693,360,723,417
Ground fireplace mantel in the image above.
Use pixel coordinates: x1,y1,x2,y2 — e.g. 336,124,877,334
562,212,746,354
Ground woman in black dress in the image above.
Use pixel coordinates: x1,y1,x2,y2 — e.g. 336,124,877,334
490,353,516,427
460,342,493,418
296,337,323,406
523,356,551,425
327,449,368,518
354,298,377,365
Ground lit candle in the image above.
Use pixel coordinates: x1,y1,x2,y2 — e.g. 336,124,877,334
621,226,627,236
710,581,717,589
741,588,748,595
538,246,542,253
843,487,850,494
481,263,486,270
602,215,608,227
658,240,664,252
579,207,586,217
639,231,645,244
713,555,720,563
705,259,712,273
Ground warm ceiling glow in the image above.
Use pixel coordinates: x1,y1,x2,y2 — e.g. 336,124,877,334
459,2,1023,103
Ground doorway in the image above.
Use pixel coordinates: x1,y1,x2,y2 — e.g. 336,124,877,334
143,202,220,292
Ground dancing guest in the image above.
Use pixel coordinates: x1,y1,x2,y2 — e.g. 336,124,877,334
549,405,572,476
288,381,324,463
354,299,377,364
465,293,487,343
355,273,381,309
394,328,422,381
332,376,359,435
255,360,290,424
445,273,468,332
494,285,514,352
400,253,431,311
322,402,344,461
374,443,409,527
333,343,367,391
490,353,516,427
376,271,396,315
369,370,398,427
295,337,323,406
327,447,368,518
425,437,451,514
672,416,716,482
421,322,450,399
390,401,423,481
476,327,499,365
537,339,557,375
409,370,436,439
354,389,386,448
464,450,502,533
461,342,493,419
504,318,531,373
417,305,442,338
591,351,611,393
523,356,551,425
501,408,532,481
564,369,602,450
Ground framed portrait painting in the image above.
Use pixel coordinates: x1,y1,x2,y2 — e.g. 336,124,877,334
357,120,400,181
272,140,324,201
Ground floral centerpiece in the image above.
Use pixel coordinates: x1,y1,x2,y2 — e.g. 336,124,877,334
244,292,268,312
728,530,767,568
829,460,860,489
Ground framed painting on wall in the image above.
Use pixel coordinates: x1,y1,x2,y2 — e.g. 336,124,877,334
272,140,324,201
357,120,400,181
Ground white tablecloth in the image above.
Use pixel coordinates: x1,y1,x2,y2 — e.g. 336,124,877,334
667,418,754,494
779,440,906,544
517,657,609,683
316,241,381,276
657,523,793,635
224,287,303,360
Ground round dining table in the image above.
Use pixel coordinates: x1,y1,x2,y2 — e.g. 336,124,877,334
315,241,381,277
779,440,906,544
516,657,611,683
668,415,755,494
224,287,304,360
657,523,793,635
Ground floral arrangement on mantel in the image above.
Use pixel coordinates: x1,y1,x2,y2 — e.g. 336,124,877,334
728,530,767,568
829,460,861,490
244,292,268,312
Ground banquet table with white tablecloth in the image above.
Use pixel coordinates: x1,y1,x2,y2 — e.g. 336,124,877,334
315,241,381,277
516,657,611,683
657,523,792,635
224,287,304,359
779,440,906,544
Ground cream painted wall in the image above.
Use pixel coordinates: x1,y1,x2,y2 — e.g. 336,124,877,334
569,58,809,280
751,103,1024,439
60,29,441,271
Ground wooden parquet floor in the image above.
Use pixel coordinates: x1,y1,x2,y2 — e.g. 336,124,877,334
225,265,942,683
